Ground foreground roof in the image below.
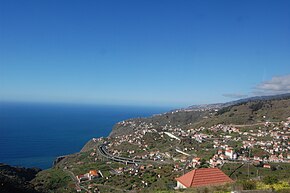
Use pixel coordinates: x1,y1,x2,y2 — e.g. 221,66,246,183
175,168,233,188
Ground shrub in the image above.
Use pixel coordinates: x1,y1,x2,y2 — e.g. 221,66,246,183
249,102,264,112
239,180,257,190
263,176,279,185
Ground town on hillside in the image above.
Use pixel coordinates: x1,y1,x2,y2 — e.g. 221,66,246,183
32,98,290,193
53,117,290,192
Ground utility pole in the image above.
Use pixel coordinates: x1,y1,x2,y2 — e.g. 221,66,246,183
248,148,251,178
248,162,250,178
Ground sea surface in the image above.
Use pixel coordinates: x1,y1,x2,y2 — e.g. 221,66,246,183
0,102,171,169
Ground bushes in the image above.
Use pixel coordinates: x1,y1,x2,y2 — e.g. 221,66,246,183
263,176,279,185
216,107,232,115
256,180,290,191
32,168,73,192
249,102,264,112
238,180,257,190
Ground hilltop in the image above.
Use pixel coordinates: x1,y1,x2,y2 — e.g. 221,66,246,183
185,93,290,111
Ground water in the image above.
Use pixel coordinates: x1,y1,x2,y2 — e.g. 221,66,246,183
0,102,171,169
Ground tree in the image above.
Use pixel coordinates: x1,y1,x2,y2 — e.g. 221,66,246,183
199,159,209,168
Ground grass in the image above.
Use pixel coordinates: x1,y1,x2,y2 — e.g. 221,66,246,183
222,163,290,181
257,180,290,191
31,168,74,193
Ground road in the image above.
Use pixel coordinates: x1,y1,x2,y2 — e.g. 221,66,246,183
97,143,142,164
229,122,279,128
63,169,89,192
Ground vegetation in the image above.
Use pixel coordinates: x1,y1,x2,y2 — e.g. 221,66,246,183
238,180,257,190
0,164,41,193
249,101,264,112
222,163,290,181
263,176,279,185
26,94,290,192
32,168,74,193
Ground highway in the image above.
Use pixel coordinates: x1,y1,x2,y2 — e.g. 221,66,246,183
97,143,142,164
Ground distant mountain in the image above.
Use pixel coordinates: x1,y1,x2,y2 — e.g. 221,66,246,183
184,103,225,111
110,93,290,137
184,93,290,111
225,92,290,105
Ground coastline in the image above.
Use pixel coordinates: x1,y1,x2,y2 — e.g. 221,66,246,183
0,102,171,169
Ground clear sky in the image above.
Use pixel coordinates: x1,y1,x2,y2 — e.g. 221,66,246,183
0,0,290,107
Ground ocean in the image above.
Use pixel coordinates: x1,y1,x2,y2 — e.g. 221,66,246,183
0,102,171,169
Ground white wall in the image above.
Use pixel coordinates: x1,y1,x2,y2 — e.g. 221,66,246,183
176,181,187,189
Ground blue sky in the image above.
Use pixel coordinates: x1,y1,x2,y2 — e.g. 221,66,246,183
0,0,290,107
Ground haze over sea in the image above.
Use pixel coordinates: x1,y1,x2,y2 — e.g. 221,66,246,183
0,102,171,169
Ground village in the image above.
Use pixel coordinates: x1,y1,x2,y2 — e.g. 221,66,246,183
70,115,290,192
107,116,290,167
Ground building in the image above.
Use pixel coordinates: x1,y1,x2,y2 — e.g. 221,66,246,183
225,149,236,159
89,170,99,179
76,174,89,183
76,170,101,183
175,168,233,189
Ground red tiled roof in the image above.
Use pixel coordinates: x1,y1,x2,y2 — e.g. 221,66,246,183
175,168,233,188
89,170,98,175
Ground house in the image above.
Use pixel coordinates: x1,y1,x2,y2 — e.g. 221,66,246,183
76,174,89,183
254,156,262,161
269,155,279,162
76,186,81,192
89,170,99,179
77,170,101,183
140,165,146,170
175,168,233,189
147,164,154,168
192,157,201,163
220,154,226,160
225,149,234,159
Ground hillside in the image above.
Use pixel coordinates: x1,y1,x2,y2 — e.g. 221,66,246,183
0,163,41,193
29,94,290,192
110,94,290,137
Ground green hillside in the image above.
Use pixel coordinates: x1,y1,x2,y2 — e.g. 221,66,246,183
31,94,290,193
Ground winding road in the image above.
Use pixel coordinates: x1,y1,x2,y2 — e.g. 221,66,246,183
97,143,142,164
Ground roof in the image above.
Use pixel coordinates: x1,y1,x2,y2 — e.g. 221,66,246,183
76,174,86,179
89,170,98,175
175,168,233,188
